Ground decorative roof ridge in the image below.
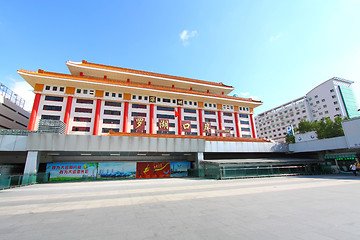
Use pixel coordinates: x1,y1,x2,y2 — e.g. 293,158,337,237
18,69,262,104
68,60,234,89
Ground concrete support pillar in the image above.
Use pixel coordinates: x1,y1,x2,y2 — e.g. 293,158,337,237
22,151,40,184
196,152,204,169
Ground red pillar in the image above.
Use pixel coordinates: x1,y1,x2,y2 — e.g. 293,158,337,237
198,109,203,136
28,93,41,131
249,114,256,138
217,111,223,136
149,104,154,134
122,102,129,133
93,99,102,135
177,106,182,135
234,112,241,138
63,96,73,134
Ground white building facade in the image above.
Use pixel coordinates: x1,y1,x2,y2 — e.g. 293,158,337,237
0,84,30,130
255,77,360,142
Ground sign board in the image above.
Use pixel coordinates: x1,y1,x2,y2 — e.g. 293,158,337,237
295,131,318,142
286,125,294,136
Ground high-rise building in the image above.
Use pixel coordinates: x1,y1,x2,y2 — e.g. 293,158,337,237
0,83,30,130
18,60,262,139
255,77,360,142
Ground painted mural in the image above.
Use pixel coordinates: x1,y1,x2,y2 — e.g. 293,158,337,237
136,162,170,178
170,162,191,177
98,162,136,179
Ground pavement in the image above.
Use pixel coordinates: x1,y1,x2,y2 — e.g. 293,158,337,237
1,175,360,240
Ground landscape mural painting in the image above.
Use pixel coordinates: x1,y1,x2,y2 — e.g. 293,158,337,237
46,163,98,182
97,162,136,179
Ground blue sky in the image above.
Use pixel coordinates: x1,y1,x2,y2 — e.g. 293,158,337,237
1,0,359,113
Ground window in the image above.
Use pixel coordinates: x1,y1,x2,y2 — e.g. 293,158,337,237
132,112,147,117
144,96,148,100
41,115,60,120
204,103,208,107
138,96,142,100
242,134,251,138
105,92,109,97
204,111,215,115
132,104,147,109
45,86,50,90
75,107,92,113
76,99,93,104
132,95,136,99
77,89,81,94
52,86,57,91
72,126,90,132
323,105,327,108
189,101,192,105
205,118,216,122
223,112,232,117
157,114,174,119
334,101,338,105
157,98,161,102
118,93,123,98
45,96,63,102
89,90,94,95
104,110,121,115
112,93,116,97
239,114,248,118
325,111,329,114
105,101,121,107
184,108,196,113
240,120,249,124
43,105,62,111
335,107,340,111
102,128,119,133
315,95,318,98
332,95,336,98
184,116,197,121
316,101,320,104
322,99,325,102
163,98,171,103
157,106,174,111
224,119,233,123
330,89,334,92
60,87,64,92
241,128,250,131
103,119,120,124
74,117,91,122
83,90,88,94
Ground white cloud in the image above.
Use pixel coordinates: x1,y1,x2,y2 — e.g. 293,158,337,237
240,92,249,97
270,33,282,42
8,79,34,112
250,96,261,101
180,30,198,46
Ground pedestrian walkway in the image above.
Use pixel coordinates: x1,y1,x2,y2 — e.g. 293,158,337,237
0,175,360,239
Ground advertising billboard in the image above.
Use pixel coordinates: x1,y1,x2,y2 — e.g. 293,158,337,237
46,163,98,182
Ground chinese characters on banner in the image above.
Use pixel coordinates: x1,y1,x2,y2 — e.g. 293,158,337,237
181,120,191,132
149,96,156,103
177,99,183,105
203,122,211,134
46,163,98,181
133,117,145,132
158,119,169,131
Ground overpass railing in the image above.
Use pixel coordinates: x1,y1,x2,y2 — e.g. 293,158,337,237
0,173,50,190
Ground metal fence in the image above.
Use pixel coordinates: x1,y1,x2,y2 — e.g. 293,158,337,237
0,173,50,190
188,165,332,180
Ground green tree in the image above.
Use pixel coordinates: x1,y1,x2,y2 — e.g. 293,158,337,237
296,117,345,139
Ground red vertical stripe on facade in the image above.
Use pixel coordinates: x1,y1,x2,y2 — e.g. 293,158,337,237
217,111,223,136
27,93,41,131
177,107,182,135
234,112,241,138
198,109,203,136
249,114,256,138
63,96,73,134
149,104,154,134
122,102,129,133
93,99,102,135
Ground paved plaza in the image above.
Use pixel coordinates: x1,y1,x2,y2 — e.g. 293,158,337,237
1,175,360,240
